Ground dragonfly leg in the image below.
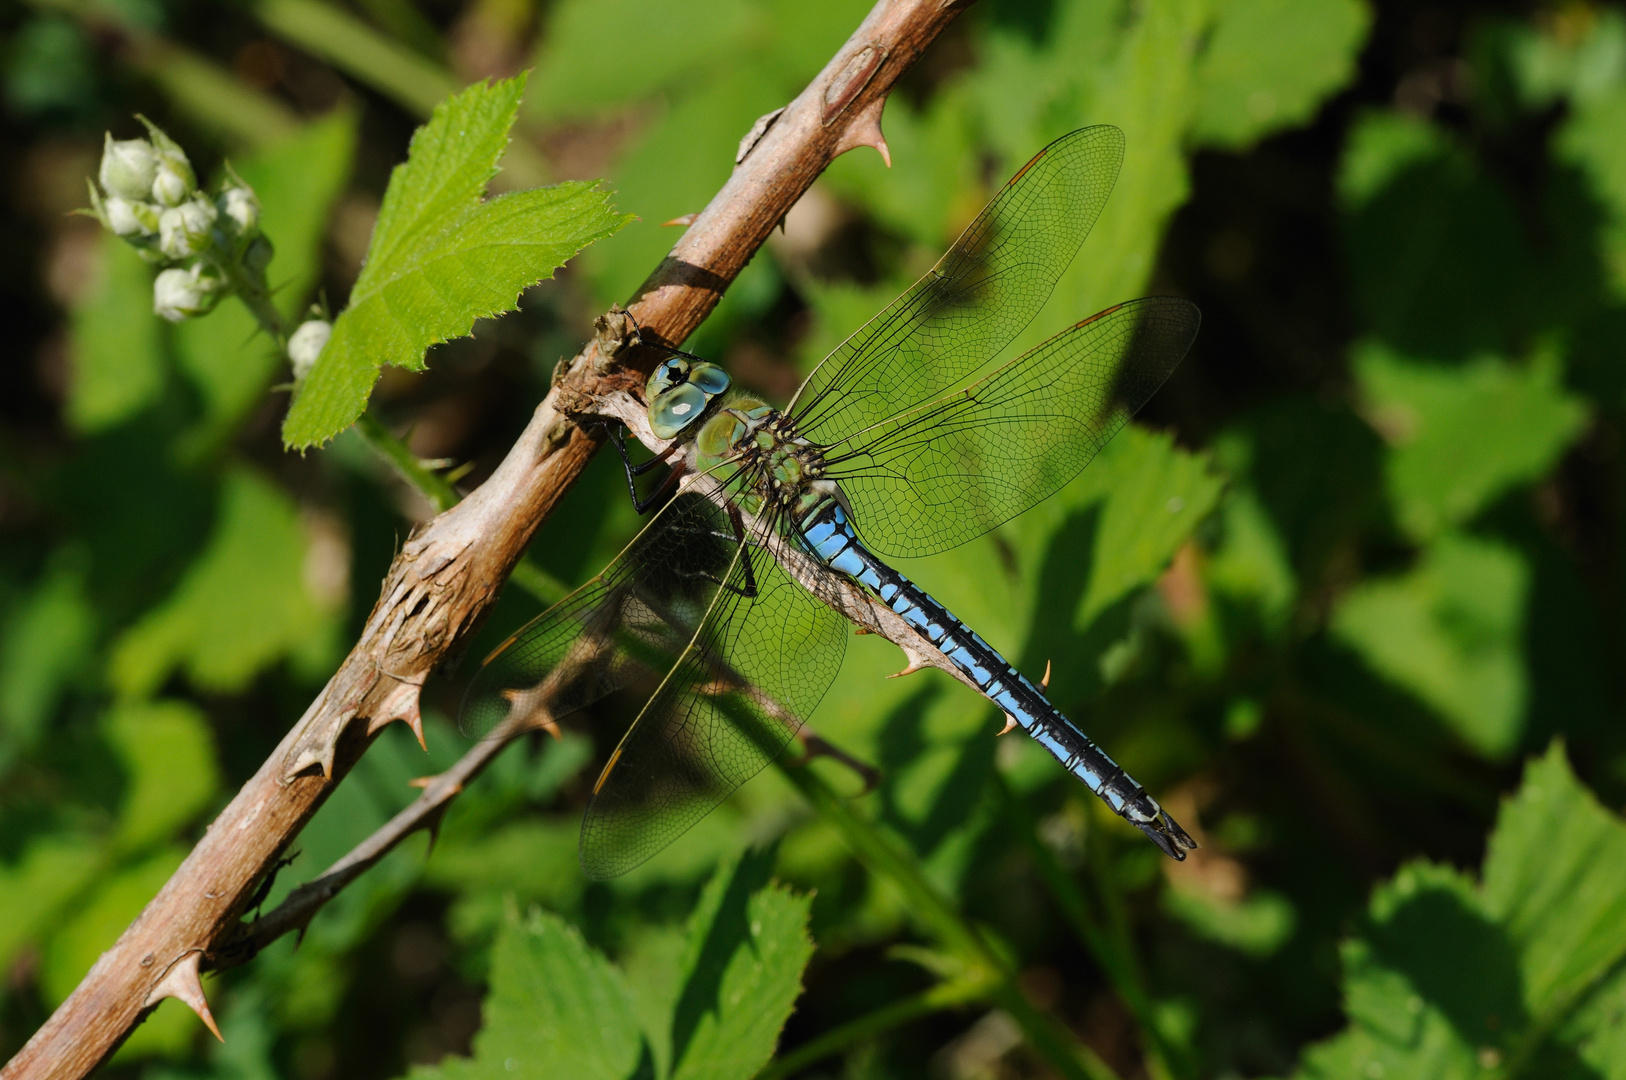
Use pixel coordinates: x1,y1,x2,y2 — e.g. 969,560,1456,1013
606,424,682,514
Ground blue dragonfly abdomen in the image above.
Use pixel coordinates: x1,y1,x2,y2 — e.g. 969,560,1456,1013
797,496,1196,859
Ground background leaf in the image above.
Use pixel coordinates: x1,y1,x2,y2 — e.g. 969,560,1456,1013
1298,745,1626,1079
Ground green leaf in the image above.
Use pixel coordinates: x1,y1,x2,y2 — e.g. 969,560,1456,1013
67,234,163,433
1332,533,1529,757
411,908,644,1080
1558,84,1626,299
411,854,810,1080
526,0,754,121
0,553,95,755
664,854,814,1080
0,835,101,974
1190,0,1370,149
282,76,631,448
1077,428,1223,628
175,109,357,439
103,700,220,854
1296,744,1626,1079
110,467,341,698
1355,343,1589,541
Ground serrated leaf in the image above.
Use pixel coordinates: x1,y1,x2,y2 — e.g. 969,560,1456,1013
1296,744,1626,1079
410,909,644,1080
282,76,631,448
410,854,810,1080
1481,746,1626,1019
1354,342,1588,541
103,699,220,854
665,853,814,1080
109,467,340,698
67,234,163,432
1189,0,1371,150
1332,533,1529,757
175,109,357,438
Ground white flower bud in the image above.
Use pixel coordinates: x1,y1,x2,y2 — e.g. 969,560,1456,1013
288,319,333,380
153,264,220,322
152,158,192,207
104,196,159,237
217,186,259,234
99,134,157,201
157,196,217,260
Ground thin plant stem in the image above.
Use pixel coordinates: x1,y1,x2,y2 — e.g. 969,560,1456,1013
781,762,1123,1080
996,776,1182,1080
759,978,988,1080
353,410,459,512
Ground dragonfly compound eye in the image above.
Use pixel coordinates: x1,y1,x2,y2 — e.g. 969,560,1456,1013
645,357,692,399
649,382,710,439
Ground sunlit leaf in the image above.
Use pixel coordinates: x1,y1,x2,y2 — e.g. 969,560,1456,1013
103,699,219,854
1297,744,1626,1079
67,235,162,433
1190,0,1370,149
0,835,101,974
109,467,341,698
663,853,813,1080
412,909,643,1080
526,0,754,121
282,76,630,448
0,554,95,756
1332,532,1529,757
411,854,810,1080
1354,342,1589,541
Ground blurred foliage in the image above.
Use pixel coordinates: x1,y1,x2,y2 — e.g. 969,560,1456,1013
2,0,1625,1079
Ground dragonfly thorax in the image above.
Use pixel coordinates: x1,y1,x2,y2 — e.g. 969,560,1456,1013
691,395,841,521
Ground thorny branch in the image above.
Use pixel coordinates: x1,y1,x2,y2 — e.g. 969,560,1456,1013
2,2,973,1076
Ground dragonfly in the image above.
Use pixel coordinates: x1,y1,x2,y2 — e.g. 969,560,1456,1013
460,126,1202,879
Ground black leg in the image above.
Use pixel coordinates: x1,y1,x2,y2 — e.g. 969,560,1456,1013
606,424,680,514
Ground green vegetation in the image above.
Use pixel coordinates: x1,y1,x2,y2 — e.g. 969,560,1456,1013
3,1,1625,1079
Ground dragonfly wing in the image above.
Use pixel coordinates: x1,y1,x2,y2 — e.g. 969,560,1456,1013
789,126,1124,448
821,297,1201,559
458,491,752,742
579,508,848,880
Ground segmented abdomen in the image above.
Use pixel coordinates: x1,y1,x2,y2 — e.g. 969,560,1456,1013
794,497,1195,859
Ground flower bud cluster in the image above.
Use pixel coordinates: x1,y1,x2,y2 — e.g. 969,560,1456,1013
87,117,274,325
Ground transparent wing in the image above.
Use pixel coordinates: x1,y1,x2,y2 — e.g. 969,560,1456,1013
458,491,752,743
788,126,1125,448
819,298,1201,559
580,507,848,879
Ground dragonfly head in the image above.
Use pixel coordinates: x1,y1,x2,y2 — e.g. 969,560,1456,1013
646,357,731,439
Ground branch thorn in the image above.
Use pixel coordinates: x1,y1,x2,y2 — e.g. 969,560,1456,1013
832,94,891,167
662,213,698,228
143,951,222,1042
998,714,1019,736
1039,659,1051,694
887,658,927,679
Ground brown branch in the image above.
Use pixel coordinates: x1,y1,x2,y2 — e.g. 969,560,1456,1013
2,2,970,1076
